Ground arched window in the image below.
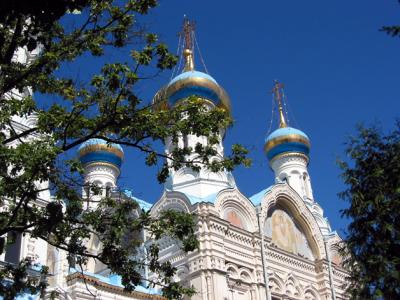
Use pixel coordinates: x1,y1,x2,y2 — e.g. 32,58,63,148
303,172,310,198
182,135,188,149
105,184,113,197
279,173,288,183
4,232,22,264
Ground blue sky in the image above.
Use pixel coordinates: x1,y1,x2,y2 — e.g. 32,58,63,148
59,1,400,236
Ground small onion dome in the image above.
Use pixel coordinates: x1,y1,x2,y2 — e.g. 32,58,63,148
153,70,231,114
264,127,310,162
78,139,124,169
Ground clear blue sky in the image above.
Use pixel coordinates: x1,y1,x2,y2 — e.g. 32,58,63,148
60,1,400,236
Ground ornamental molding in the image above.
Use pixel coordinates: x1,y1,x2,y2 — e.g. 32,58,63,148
151,191,192,217
283,272,302,298
225,247,254,263
225,262,255,283
267,249,316,273
214,188,258,232
259,185,327,259
85,163,120,177
270,152,309,167
205,216,255,247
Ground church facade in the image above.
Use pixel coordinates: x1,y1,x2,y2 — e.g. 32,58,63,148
147,19,348,300
1,19,348,300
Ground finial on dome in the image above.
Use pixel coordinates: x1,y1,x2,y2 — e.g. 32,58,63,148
180,16,195,71
272,80,287,128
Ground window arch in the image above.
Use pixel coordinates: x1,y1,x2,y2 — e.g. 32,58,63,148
304,289,320,300
264,205,315,260
279,172,289,183
303,172,311,198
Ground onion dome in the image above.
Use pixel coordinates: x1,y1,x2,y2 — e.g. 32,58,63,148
264,81,311,162
78,138,124,169
153,70,231,114
264,127,310,162
153,17,231,114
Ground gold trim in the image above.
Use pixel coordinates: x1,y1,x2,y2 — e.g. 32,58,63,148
166,77,230,111
152,76,231,114
79,144,124,159
151,77,230,113
272,81,288,128
166,76,217,96
264,134,310,153
183,49,195,71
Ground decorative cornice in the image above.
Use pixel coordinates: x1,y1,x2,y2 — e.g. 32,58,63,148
66,272,165,299
84,161,121,176
270,152,309,166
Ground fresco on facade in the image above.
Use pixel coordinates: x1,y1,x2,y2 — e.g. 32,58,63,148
225,210,244,229
265,208,314,260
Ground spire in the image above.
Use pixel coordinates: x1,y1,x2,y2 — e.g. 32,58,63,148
272,80,287,128
180,16,195,71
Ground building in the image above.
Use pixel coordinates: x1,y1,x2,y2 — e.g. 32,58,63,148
1,18,348,300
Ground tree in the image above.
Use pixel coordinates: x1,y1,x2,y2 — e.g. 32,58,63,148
381,1,400,37
339,122,400,299
0,1,250,299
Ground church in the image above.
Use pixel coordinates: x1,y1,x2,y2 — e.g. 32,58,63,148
2,19,348,300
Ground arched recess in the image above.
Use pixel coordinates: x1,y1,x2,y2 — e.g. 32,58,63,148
260,185,326,259
304,286,321,300
93,179,103,187
226,263,239,278
269,277,284,294
173,167,198,184
150,191,192,218
239,269,253,283
214,189,258,232
203,169,225,181
175,265,190,284
264,204,315,260
284,273,302,298
278,172,289,183
302,172,311,198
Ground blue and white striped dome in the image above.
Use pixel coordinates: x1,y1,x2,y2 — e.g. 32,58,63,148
78,139,124,169
264,127,310,162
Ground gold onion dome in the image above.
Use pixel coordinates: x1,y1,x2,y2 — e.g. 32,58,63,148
152,17,230,114
264,127,310,162
153,69,231,114
264,80,310,163
78,138,124,170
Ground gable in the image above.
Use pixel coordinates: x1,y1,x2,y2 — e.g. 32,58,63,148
258,184,327,259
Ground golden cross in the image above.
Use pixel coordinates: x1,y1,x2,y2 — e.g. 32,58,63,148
272,80,287,128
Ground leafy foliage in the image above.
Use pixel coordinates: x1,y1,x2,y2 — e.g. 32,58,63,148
339,122,400,299
381,1,400,37
0,1,250,299
381,25,400,37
